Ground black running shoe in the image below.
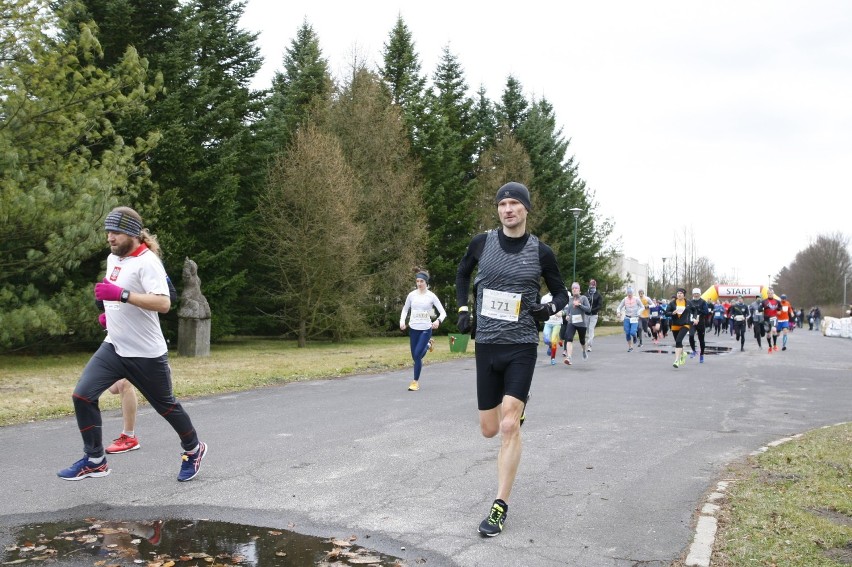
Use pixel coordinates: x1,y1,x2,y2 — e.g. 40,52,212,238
478,499,508,537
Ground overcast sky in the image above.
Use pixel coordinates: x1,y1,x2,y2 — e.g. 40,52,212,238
240,1,852,288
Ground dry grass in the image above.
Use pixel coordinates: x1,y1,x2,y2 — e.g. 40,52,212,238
1,327,625,427
0,336,473,426
712,423,852,566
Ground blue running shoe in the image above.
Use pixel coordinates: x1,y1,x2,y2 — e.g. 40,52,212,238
177,442,207,482
58,456,110,481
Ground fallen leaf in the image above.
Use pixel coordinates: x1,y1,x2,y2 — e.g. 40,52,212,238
345,553,382,564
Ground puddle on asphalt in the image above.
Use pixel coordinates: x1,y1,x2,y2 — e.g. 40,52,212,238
2,518,405,566
640,344,733,355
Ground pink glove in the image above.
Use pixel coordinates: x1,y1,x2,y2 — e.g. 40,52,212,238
94,278,124,302
98,313,107,329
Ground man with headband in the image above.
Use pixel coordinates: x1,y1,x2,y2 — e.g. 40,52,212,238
58,207,208,482
456,182,568,537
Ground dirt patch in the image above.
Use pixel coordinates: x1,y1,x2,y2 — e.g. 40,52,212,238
808,507,852,527
824,542,852,564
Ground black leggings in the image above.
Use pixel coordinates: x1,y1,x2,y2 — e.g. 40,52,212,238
672,325,689,348
73,342,199,457
733,321,746,347
689,323,706,354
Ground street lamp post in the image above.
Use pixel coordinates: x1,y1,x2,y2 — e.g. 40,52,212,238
661,257,667,298
569,208,583,282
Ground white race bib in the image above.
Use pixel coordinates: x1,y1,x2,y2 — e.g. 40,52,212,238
782,305,788,312
411,310,431,323
572,313,584,324
629,316,639,324
480,288,522,322
675,306,685,315
735,315,745,321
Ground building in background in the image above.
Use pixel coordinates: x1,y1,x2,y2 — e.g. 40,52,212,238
615,255,649,295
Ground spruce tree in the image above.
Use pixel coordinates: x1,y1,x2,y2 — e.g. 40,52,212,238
415,47,478,304
262,19,333,153
381,17,426,146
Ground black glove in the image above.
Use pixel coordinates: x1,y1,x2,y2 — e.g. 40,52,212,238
530,302,556,322
458,310,471,334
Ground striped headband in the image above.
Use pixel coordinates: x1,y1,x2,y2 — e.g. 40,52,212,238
104,211,142,237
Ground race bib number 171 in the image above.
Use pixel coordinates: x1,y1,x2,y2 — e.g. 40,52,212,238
480,289,522,322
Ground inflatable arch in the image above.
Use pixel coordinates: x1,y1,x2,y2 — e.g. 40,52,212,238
700,285,769,302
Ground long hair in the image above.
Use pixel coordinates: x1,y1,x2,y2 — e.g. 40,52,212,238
111,206,163,258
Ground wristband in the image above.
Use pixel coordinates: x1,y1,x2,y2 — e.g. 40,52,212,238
120,289,130,303
458,306,468,312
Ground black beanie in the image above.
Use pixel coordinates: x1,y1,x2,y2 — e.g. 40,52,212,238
495,182,531,211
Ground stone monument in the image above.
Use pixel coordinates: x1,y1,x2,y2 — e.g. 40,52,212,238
177,257,211,357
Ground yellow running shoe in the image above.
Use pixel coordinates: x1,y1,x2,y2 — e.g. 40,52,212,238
408,380,419,391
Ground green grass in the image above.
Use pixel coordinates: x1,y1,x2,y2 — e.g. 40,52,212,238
712,423,852,566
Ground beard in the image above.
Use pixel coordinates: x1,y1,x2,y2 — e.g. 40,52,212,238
110,240,135,257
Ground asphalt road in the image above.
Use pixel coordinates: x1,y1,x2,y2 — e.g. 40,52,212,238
1,327,850,566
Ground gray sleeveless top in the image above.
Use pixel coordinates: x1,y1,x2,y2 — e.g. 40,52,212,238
473,230,542,344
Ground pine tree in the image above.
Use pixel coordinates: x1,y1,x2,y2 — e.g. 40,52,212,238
58,0,267,338
0,2,159,351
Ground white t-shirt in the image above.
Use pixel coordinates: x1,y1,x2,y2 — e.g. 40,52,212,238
103,245,169,357
541,293,562,325
400,289,447,331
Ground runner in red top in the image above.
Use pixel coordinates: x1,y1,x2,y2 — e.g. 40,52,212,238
776,294,795,351
761,289,782,353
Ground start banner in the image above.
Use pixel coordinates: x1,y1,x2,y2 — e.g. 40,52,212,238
700,285,768,302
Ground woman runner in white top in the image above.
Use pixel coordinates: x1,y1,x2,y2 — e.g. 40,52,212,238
399,269,447,391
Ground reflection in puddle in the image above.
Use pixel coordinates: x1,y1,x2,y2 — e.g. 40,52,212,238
2,518,405,566
641,344,733,355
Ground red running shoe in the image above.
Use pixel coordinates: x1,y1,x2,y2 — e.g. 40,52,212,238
106,433,140,454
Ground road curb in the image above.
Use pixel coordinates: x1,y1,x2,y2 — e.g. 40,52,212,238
684,422,849,566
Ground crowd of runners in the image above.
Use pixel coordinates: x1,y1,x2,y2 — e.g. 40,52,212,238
540,286,803,369
61,186,813,542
